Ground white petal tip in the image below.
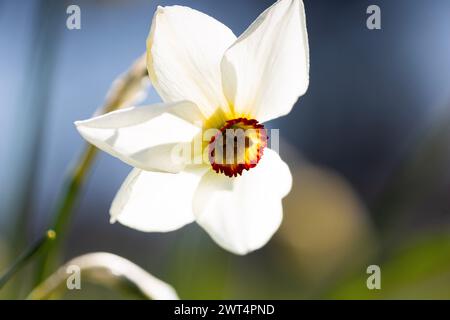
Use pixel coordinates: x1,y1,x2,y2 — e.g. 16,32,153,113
225,243,264,256
74,119,89,129
232,249,250,256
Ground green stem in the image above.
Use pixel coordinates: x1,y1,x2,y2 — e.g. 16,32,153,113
32,54,148,287
33,145,98,285
0,230,56,289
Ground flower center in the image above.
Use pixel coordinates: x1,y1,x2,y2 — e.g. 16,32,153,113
208,118,267,177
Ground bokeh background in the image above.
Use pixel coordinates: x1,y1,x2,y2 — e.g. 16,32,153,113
1,0,450,299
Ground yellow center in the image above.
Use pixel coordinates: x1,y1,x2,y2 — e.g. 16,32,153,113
208,118,267,177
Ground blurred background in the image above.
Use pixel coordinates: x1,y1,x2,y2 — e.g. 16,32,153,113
1,0,450,299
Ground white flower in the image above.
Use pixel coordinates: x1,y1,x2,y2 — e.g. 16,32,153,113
75,0,309,255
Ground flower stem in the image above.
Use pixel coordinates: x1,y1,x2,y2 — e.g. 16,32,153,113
32,54,148,287
32,145,98,286
0,230,56,289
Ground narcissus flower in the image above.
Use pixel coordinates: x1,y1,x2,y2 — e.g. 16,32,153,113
75,0,309,254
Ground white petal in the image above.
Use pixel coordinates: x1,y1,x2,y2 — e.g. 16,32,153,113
111,167,207,232
75,101,203,173
193,149,292,254
31,253,179,300
147,5,237,118
221,0,309,123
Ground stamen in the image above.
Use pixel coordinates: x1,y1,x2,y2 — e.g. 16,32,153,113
208,118,268,177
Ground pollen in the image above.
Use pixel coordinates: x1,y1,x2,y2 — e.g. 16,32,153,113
208,118,268,177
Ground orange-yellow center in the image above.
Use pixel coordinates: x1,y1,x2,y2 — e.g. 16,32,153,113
208,118,267,177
